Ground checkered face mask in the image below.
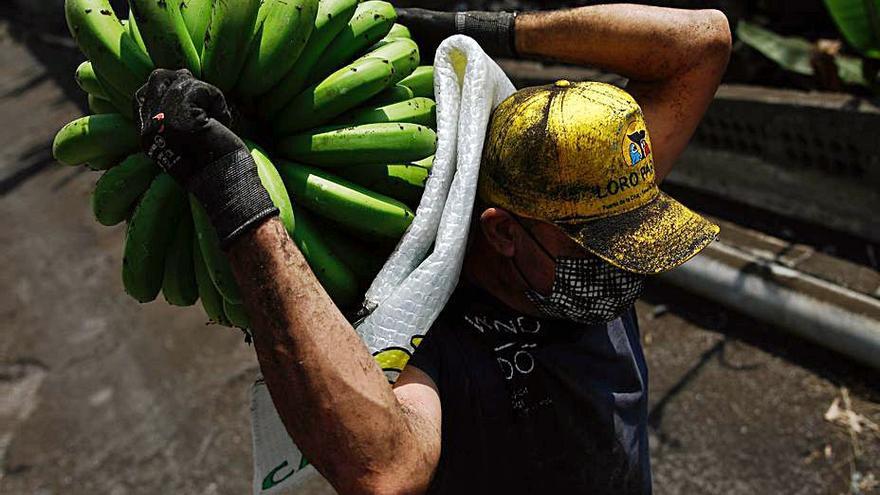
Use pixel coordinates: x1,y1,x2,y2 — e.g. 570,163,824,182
512,217,646,325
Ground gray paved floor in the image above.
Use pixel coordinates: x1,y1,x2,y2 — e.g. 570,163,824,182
1,18,878,495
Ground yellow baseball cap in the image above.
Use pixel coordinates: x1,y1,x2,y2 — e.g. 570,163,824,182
478,80,719,275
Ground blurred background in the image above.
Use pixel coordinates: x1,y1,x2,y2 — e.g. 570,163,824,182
1,0,878,493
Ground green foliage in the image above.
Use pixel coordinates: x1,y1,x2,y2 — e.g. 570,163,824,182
737,20,873,89
824,0,880,59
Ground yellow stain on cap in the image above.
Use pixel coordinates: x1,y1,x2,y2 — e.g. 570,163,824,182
477,81,720,274
479,81,657,222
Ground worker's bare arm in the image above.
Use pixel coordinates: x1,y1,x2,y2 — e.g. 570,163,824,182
394,364,443,482
515,5,731,181
227,217,440,494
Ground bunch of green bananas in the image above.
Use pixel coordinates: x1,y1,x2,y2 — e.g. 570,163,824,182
52,0,438,329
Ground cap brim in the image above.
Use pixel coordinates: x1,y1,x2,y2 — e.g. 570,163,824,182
557,192,719,275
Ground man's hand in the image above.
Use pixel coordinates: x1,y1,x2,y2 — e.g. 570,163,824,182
396,7,517,59
134,68,278,248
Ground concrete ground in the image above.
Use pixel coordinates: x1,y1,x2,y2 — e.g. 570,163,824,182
1,16,878,495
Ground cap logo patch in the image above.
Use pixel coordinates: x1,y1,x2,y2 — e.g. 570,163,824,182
622,121,652,167
589,119,658,207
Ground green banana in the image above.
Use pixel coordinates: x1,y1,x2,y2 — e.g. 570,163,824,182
163,204,199,306
386,23,411,40
413,155,434,167
53,114,139,166
193,234,229,325
368,23,412,51
334,97,436,127
246,141,296,233
238,0,319,97
65,0,153,99
333,162,430,208
126,9,149,56
92,67,135,118
88,94,117,114
289,205,359,308
278,161,414,239
181,0,212,54
358,37,419,84
86,155,120,171
200,0,261,92
92,153,161,226
306,1,396,86
129,0,201,75
398,65,434,98
365,84,413,106
190,196,242,304
74,61,107,99
321,224,387,289
278,122,437,166
274,56,395,135
258,0,358,118
223,299,250,329
122,174,188,303
253,0,271,30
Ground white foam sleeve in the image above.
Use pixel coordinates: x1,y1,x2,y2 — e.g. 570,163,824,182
357,35,516,353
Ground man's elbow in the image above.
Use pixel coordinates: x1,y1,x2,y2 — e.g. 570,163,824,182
695,9,733,63
330,454,436,495
337,469,432,495
350,473,430,495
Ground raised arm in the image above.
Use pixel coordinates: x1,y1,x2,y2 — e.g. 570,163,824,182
134,70,440,495
515,5,731,181
398,4,731,181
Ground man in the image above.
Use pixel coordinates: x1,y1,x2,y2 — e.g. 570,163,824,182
135,4,730,494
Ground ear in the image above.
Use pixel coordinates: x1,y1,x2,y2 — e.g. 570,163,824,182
479,207,519,258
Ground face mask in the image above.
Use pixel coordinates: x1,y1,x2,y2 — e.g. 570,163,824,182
511,216,646,324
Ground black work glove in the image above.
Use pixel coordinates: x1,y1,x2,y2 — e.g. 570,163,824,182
395,8,518,60
135,69,278,249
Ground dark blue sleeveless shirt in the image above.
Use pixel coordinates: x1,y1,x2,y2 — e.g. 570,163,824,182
407,283,651,494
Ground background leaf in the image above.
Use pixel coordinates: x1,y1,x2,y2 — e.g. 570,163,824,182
824,0,880,58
